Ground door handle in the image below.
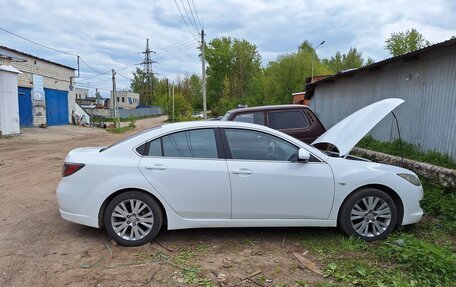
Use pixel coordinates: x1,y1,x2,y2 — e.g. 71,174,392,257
145,164,167,171
232,168,253,175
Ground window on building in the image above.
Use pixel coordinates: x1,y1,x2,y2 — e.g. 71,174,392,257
117,97,120,102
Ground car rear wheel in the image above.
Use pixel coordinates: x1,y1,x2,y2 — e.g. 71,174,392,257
104,191,162,246
339,188,397,241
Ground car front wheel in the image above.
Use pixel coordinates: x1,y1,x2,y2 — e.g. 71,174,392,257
104,191,162,246
339,188,398,241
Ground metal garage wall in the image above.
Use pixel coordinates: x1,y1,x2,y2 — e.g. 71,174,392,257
0,65,21,135
310,45,456,159
44,88,69,126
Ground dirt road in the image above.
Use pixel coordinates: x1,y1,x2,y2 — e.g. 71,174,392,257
0,116,325,287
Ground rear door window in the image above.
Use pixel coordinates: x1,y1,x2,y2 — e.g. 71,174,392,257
233,112,265,125
144,129,219,159
268,110,309,130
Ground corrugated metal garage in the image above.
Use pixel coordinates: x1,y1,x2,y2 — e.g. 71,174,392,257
306,38,456,159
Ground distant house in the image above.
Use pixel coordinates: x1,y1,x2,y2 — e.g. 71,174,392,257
0,45,76,128
110,91,140,109
305,38,456,159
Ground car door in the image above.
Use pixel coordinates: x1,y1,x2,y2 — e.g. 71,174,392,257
267,109,317,144
138,128,231,219
223,128,334,219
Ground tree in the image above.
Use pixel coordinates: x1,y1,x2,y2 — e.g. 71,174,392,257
262,42,332,105
322,48,373,72
130,67,160,105
385,28,431,56
205,37,262,115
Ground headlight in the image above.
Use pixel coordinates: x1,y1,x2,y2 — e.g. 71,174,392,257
397,173,421,186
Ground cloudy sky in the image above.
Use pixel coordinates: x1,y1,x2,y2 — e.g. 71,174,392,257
1,0,455,96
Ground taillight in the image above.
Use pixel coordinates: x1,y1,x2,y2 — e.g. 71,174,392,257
62,163,85,177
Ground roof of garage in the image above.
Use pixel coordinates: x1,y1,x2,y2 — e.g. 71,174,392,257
305,37,456,99
0,46,76,71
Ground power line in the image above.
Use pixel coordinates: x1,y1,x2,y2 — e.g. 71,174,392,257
180,0,199,32
116,72,134,81
77,70,112,82
173,0,199,40
186,0,201,30
0,27,77,56
154,41,199,61
155,40,198,58
191,0,203,28
79,56,101,73
155,37,198,54
0,26,106,78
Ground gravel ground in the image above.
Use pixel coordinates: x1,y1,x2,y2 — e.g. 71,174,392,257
0,116,327,287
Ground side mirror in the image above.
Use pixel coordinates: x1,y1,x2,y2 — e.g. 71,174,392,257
298,148,311,163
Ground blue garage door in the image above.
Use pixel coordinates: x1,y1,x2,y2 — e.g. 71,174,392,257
45,88,69,126
18,87,33,127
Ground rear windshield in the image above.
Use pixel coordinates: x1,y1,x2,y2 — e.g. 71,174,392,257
100,125,161,152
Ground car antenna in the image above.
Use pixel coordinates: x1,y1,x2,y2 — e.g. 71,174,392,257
391,112,404,167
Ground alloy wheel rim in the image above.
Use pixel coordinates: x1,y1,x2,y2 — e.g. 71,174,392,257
350,196,392,237
111,199,154,241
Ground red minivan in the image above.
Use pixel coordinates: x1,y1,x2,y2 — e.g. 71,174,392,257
221,105,326,144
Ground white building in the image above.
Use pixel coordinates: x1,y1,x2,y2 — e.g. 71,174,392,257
0,46,76,128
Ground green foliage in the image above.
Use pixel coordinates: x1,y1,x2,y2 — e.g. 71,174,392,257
322,48,373,72
385,28,431,56
106,125,135,134
262,47,332,105
357,135,456,169
181,267,215,287
206,37,263,115
127,115,136,128
420,180,456,232
377,234,456,285
155,91,192,122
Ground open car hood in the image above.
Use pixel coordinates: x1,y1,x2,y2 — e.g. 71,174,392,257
311,98,404,157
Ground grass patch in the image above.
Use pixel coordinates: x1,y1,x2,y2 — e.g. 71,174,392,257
421,180,456,233
294,180,456,287
357,135,456,169
106,125,135,134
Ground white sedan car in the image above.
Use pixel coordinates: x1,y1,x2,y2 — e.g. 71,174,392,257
57,98,423,246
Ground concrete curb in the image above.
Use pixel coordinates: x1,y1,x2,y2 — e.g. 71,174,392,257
353,147,456,190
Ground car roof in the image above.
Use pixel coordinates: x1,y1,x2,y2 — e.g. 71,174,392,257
226,104,310,114
106,120,328,161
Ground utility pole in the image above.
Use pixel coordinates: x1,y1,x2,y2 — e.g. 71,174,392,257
112,69,119,127
141,38,156,105
311,40,325,83
201,29,207,119
172,82,175,122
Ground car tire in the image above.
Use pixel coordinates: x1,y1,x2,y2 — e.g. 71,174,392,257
104,191,162,246
339,188,398,241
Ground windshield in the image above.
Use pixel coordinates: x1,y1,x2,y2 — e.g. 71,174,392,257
100,125,161,152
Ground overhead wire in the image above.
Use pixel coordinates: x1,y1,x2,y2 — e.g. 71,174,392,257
0,27,77,56
190,0,203,28
186,0,201,31
180,0,199,32
173,0,199,40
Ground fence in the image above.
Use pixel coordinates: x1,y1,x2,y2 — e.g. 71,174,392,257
86,106,164,119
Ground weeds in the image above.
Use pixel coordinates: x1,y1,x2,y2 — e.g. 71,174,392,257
357,135,456,169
